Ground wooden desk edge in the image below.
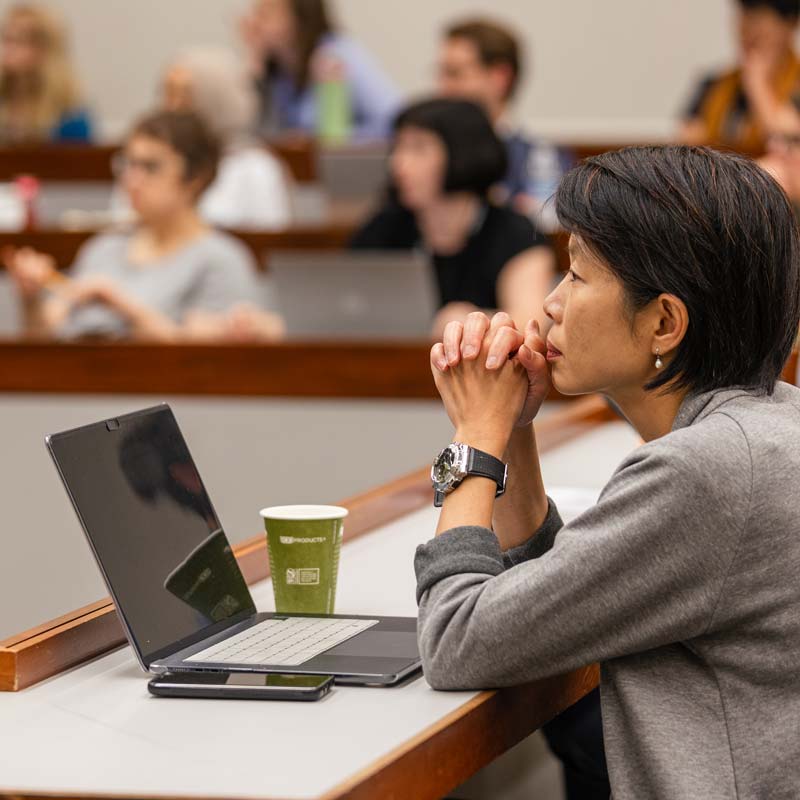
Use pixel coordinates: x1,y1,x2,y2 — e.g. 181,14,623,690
321,664,600,800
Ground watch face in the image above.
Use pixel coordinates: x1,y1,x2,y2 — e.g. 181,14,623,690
432,445,458,487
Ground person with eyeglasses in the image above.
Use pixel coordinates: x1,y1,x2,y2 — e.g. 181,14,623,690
3,110,283,341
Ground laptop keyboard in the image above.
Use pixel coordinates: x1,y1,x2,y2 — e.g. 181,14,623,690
185,616,379,667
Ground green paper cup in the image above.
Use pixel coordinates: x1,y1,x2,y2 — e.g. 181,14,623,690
259,505,348,614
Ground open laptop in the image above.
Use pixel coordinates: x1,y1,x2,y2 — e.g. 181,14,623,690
270,251,438,339
45,405,421,686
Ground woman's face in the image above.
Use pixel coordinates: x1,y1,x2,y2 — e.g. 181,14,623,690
543,236,657,398
737,6,796,66
0,19,41,74
390,126,448,210
161,65,194,112
251,0,297,53
121,134,198,222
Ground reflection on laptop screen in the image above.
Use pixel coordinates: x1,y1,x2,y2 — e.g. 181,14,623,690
48,407,255,663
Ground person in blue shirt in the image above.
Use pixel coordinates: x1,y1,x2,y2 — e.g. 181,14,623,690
0,4,92,143
238,0,400,141
437,18,572,231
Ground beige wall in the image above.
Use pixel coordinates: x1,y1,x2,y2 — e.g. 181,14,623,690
0,0,739,141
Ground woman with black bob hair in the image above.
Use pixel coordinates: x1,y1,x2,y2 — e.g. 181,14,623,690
416,146,800,797
351,97,555,338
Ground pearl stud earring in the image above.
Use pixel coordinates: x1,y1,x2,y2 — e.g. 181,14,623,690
655,348,663,369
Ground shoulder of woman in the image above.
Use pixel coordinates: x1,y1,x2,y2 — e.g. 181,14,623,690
350,202,417,247
201,230,258,271
603,413,752,505
69,231,128,275
77,231,128,260
316,33,361,62
217,148,286,186
485,205,549,249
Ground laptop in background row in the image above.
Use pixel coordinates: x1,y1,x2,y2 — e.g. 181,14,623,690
269,251,438,339
46,405,421,686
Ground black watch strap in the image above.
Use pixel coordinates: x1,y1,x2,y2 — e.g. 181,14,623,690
466,448,508,497
432,445,508,508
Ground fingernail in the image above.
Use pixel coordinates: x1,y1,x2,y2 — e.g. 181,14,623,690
486,356,498,369
463,346,476,358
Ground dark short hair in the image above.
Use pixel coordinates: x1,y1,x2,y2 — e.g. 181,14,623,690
393,98,508,197
738,0,800,19
555,146,800,395
129,110,220,196
445,18,522,100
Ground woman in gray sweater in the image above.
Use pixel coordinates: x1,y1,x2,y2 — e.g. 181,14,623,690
416,145,800,799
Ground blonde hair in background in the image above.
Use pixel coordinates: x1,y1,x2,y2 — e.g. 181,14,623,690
0,3,84,139
168,47,258,149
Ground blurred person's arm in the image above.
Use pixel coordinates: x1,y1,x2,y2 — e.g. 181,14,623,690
3,248,73,337
677,118,710,145
497,245,556,334
65,278,181,341
676,75,716,144
742,49,800,138
430,245,554,340
238,5,271,79
183,305,286,342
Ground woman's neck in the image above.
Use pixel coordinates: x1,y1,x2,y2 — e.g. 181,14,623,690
132,208,207,262
417,194,482,255
609,383,690,443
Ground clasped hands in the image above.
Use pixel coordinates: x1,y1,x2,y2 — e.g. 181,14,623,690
430,311,551,458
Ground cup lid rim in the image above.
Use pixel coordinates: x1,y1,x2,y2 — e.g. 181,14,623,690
259,504,349,521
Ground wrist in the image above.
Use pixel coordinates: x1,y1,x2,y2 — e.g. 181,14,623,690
453,428,510,460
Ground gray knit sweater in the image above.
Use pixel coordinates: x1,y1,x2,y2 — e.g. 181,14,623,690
415,386,800,799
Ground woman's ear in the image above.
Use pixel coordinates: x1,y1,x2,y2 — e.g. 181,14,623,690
651,293,689,359
184,171,210,203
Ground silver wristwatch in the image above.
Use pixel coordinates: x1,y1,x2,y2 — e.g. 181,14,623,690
431,443,508,508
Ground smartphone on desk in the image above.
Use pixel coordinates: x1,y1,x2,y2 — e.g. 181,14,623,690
148,672,334,701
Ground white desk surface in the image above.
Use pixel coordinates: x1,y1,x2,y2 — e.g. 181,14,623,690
0,421,638,800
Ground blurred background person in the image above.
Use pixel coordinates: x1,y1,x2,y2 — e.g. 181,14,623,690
761,125,800,209
759,123,800,387
437,17,571,230
3,110,283,341
0,3,92,143
350,98,555,339
679,0,800,151
160,46,293,230
239,0,400,142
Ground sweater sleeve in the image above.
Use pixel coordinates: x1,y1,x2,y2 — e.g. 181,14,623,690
501,497,564,568
414,420,752,690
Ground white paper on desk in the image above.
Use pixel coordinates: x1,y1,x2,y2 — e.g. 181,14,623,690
546,486,601,523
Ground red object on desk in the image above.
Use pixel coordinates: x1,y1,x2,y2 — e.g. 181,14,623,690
14,174,40,230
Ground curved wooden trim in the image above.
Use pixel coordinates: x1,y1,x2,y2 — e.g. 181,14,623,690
321,664,600,800
0,340,438,399
0,394,614,693
0,226,355,269
0,138,316,184
0,339,585,401
782,350,798,385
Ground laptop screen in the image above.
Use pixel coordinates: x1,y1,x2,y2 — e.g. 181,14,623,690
47,406,255,666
